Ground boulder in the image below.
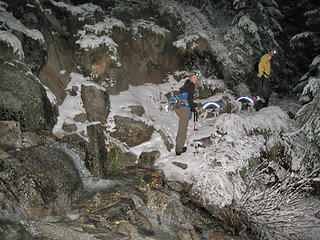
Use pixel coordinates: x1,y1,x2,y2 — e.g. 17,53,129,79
0,121,22,150
111,115,154,147
138,150,160,169
129,105,145,116
81,85,110,122
0,61,58,131
21,131,43,148
0,219,40,240
0,141,82,218
85,124,108,178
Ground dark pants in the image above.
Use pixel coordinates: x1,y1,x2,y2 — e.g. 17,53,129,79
256,76,270,107
175,107,190,153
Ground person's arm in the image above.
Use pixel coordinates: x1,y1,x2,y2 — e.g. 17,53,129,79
186,82,196,111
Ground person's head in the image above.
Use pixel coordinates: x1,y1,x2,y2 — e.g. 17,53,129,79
268,49,277,57
189,72,199,85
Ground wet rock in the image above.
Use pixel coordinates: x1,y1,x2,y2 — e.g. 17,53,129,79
85,124,108,178
81,85,110,122
36,167,234,240
60,133,88,163
62,122,78,132
0,121,22,150
21,131,43,148
129,105,145,116
157,129,174,152
73,113,87,123
111,115,154,147
106,146,137,173
166,181,184,192
138,150,160,169
0,219,44,240
38,32,75,105
0,61,58,131
120,151,138,168
0,142,82,218
172,162,188,169
85,124,138,177
114,167,165,191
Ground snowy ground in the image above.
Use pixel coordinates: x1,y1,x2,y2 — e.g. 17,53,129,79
50,71,320,240
52,71,291,207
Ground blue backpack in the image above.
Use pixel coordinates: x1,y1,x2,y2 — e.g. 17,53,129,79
165,92,189,111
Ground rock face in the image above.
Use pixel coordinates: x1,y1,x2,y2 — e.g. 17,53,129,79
38,33,76,105
0,61,58,131
74,19,185,95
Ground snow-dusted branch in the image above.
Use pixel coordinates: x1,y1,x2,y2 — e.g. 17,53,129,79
237,160,319,240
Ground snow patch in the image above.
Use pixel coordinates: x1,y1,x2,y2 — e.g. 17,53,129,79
53,72,106,139
0,31,24,59
131,19,170,37
0,7,44,43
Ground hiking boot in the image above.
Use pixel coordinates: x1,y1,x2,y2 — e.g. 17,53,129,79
176,147,187,156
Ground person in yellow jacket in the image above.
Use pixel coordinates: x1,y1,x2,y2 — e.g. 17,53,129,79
256,49,277,109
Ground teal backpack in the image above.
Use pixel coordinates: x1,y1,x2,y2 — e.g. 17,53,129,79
165,92,188,111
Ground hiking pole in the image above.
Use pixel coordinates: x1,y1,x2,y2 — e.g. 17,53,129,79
193,111,199,155
195,111,198,138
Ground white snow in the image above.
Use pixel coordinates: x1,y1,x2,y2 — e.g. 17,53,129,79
45,0,314,212
53,72,106,139
0,31,24,59
0,5,44,43
53,70,293,208
301,77,320,97
0,1,44,59
25,70,57,105
49,0,102,18
290,32,314,44
75,16,125,63
76,32,118,53
2,0,318,237
131,19,170,37
311,55,320,68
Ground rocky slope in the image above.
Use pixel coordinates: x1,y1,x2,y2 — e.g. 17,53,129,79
0,0,319,239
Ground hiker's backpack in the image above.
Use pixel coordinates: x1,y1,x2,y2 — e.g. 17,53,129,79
165,92,188,111
202,101,223,110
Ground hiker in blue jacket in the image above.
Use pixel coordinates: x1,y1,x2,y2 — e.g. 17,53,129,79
175,72,198,155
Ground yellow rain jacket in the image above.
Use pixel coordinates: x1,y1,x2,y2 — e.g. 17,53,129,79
257,53,271,78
